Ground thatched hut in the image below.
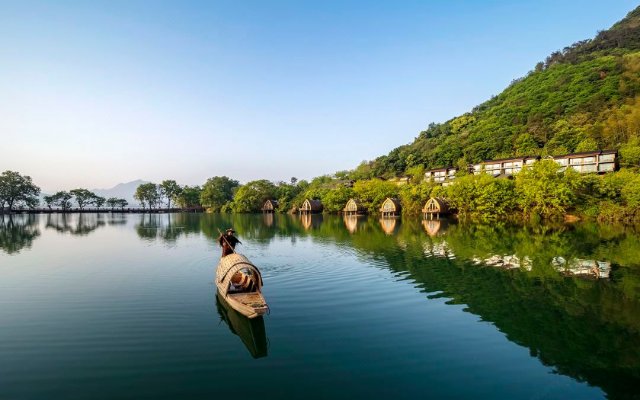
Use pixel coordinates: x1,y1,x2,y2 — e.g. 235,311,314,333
262,199,279,213
299,199,323,214
380,198,401,217
422,197,450,220
343,198,366,215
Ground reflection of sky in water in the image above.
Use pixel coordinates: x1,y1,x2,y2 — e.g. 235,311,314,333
1,213,639,398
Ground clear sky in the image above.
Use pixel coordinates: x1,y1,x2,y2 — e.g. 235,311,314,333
1,0,638,191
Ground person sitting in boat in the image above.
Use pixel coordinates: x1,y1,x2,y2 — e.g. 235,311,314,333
219,228,241,257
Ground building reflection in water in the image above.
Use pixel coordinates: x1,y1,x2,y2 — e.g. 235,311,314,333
263,213,274,227
301,214,323,230
379,217,398,235
343,215,360,234
422,219,449,237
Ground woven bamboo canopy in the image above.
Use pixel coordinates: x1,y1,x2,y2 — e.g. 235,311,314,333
300,199,323,213
261,199,279,212
422,197,450,214
343,198,366,214
380,198,402,214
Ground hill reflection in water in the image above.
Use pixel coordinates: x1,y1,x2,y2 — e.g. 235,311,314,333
1,212,639,397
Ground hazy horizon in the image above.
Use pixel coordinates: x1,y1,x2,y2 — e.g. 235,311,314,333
2,0,638,191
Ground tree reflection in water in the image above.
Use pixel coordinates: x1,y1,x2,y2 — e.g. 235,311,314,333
0,214,40,254
45,213,106,236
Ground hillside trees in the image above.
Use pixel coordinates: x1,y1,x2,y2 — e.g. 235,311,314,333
514,160,577,219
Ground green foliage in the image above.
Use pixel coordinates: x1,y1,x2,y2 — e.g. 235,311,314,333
134,183,160,210
51,191,73,211
352,9,640,180
620,137,640,167
321,186,354,213
0,170,41,210
352,179,399,214
398,181,436,215
159,180,182,209
514,160,576,219
444,174,516,220
70,188,97,210
231,180,277,213
174,186,202,209
200,176,239,212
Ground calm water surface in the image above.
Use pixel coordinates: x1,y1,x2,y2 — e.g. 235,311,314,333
1,213,639,399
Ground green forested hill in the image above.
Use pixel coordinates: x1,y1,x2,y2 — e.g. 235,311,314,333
353,6,640,179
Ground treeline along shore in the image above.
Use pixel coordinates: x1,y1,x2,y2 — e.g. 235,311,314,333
2,156,640,224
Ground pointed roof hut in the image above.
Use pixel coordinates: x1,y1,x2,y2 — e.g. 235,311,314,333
343,198,366,215
300,199,323,214
422,197,450,219
380,198,401,217
262,199,279,213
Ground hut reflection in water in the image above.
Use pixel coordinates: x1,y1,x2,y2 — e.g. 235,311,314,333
379,218,398,235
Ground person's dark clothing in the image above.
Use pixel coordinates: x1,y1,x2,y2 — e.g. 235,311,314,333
219,233,241,257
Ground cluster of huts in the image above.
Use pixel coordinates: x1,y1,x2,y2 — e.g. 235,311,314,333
262,197,450,219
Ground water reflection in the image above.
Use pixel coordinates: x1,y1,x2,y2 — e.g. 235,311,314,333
379,217,398,235
2,212,640,397
343,215,360,234
45,213,106,236
216,292,268,359
0,214,40,255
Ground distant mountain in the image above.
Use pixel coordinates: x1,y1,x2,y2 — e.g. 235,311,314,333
354,5,640,179
93,179,149,206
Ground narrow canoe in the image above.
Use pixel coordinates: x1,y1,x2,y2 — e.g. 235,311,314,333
215,253,268,319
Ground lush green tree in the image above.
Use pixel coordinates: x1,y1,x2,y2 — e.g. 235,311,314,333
398,181,437,216
160,180,182,209
444,174,516,220
106,197,119,211
92,195,106,209
231,180,277,213
43,195,55,210
352,179,399,214
0,171,41,211
515,159,576,219
51,191,73,212
175,186,202,209
200,176,239,212
134,183,160,210
322,187,354,213
117,198,129,211
70,188,96,210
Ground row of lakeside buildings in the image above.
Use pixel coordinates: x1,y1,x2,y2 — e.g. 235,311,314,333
263,197,449,219
424,150,618,185
261,150,619,219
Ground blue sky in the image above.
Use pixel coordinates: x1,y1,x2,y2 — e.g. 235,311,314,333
1,0,638,191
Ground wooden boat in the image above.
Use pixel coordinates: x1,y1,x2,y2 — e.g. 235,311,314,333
216,292,268,358
215,253,268,319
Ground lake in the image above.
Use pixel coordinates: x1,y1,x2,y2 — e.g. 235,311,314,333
1,213,639,399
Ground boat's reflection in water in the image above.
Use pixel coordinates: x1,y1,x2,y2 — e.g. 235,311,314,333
216,291,268,359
